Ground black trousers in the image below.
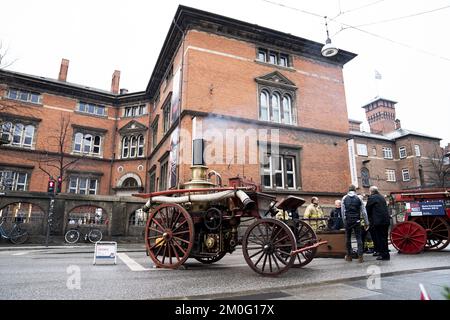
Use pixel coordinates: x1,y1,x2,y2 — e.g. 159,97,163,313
374,225,390,257
345,223,363,256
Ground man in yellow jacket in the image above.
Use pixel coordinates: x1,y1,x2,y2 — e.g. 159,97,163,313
303,197,326,232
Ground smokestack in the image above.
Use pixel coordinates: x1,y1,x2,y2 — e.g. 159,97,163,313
395,119,401,130
111,70,120,94
58,59,69,82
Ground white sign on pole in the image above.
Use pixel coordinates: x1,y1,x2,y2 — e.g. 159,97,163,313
93,241,117,265
347,139,358,188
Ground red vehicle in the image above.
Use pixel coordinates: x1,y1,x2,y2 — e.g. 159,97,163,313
389,188,450,254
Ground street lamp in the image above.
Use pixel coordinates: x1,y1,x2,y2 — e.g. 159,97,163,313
321,17,339,57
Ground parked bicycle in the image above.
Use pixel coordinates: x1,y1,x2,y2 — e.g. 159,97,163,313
0,217,29,244
64,226,103,244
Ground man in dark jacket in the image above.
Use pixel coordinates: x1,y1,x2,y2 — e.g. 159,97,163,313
366,186,391,260
328,200,344,230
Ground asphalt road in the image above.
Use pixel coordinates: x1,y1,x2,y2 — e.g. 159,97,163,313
0,245,449,300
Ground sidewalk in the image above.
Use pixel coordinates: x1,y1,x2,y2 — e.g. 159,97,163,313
0,242,146,253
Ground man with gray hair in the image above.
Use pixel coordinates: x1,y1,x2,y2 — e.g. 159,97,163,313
341,185,369,263
366,186,391,260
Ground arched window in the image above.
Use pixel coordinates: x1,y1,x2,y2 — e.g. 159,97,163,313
271,92,281,123
12,123,24,145
282,95,292,125
23,125,35,147
122,136,129,158
93,136,101,154
122,177,138,188
83,134,92,153
137,135,145,157
74,133,83,152
1,122,12,141
260,90,270,121
361,168,370,187
129,136,137,158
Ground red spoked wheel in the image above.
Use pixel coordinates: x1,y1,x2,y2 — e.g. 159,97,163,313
145,203,194,269
292,220,317,268
410,216,450,251
242,219,296,276
390,221,426,254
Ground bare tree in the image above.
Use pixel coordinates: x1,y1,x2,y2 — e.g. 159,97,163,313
425,147,450,188
0,41,16,70
35,113,82,186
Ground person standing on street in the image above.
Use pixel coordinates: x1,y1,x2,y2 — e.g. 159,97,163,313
328,200,344,230
303,197,326,232
341,185,369,263
366,186,391,260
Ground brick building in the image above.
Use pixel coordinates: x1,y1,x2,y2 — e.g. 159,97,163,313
348,97,449,196
0,6,359,240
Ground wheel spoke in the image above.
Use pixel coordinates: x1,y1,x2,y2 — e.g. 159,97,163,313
249,249,264,259
254,251,266,268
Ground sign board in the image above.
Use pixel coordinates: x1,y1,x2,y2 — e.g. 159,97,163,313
406,201,446,217
93,241,117,265
347,139,358,188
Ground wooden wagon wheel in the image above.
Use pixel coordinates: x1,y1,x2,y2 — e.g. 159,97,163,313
292,220,317,268
194,252,226,264
410,216,450,251
390,221,426,254
242,219,296,276
145,203,194,269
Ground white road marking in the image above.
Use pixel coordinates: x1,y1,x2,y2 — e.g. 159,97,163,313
117,253,151,271
12,251,29,256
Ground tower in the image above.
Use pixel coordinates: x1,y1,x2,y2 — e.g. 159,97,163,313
362,97,397,134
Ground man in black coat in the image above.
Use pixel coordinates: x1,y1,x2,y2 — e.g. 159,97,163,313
366,186,391,260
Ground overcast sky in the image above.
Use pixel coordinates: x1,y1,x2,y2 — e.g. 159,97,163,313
1,0,449,146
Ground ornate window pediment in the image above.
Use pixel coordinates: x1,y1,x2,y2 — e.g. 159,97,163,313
118,120,148,134
255,71,297,90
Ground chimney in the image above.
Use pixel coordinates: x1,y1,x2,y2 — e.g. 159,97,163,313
58,59,69,82
395,119,401,130
362,97,397,134
119,88,128,95
111,70,120,94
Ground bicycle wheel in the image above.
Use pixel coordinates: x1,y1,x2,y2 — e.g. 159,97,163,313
65,230,80,244
10,227,29,245
88,229,102,243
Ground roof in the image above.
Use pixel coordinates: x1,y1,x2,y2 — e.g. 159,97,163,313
350,128,441,142
145,5,357,96
361,96,398,109
348,119,362,124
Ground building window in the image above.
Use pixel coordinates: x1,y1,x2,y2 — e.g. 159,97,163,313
72,132,102,156
78,102,106,116
129,209,147,226
123,104,147,117
121,135,144,159
0,170,29,191
68,177,98,195
386,169,396,182
149,169,156,192
356,144,368,156
382,147,393,159
257,48,290,67
399,146,407,159
261,149,298,190
414,145,421,157
259,90,295,124
0,122,35,148
361,168,370,187
402,169,410,181
6,88,42,104
122,177,138,188
159,160,168,191
151,119,158,150
372,147,377,156
163,100,171,133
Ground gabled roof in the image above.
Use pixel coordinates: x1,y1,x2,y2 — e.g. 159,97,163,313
255,71,297,90
118,120,148,134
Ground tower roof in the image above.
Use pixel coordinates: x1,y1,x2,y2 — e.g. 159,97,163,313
361,97,397,110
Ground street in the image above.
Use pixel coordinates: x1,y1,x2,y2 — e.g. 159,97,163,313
0,244,449,300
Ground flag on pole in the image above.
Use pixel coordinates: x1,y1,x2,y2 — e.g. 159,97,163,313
419,283,431,300
375,70,382,80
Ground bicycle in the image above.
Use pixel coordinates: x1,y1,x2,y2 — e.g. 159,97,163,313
64,226,103,244
0,218,29,244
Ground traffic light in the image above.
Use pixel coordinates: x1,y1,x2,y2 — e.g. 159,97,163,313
56,176,62,194
47,178,55,194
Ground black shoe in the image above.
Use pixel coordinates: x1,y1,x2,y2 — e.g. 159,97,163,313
376,256,390,261
373,252,381,256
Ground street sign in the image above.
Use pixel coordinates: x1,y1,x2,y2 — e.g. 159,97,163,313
93,241,117,265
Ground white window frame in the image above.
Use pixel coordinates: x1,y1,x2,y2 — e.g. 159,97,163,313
399,146,407,159
122,136,129,158
402,168,410,181
386,169,396,182
259,90,270,121
271,92,281,123
0,170,28,191
1,122,35,149
262,154,272,188
285,156,296,189
68,177,98,195
7,88,42,104
356,144,368,156
414,145,421,157
138,135,145,157
282,95,292,125
78,102,106,116
383,147,393,159
73,132,102,156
